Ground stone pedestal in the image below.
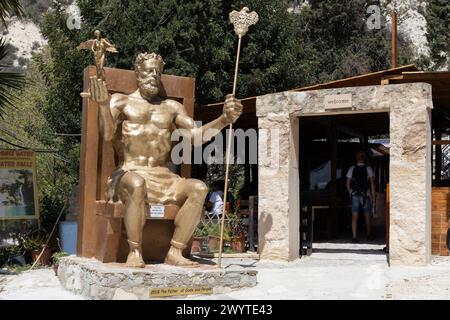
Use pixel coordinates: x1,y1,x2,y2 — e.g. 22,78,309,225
58,256,257,300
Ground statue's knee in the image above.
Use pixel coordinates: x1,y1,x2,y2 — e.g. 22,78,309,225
124,175,146,198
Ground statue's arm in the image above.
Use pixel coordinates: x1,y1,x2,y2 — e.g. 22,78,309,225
99,94,125,141
174,95,242,146
175,109,228,147
88,76,125,141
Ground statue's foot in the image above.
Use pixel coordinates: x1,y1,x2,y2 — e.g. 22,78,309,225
125,252,145,268
165,247,199,267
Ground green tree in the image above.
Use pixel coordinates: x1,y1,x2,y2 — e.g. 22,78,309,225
75,0,319,104
0,39,24,118
0,55,77,242
0,0,25,118
0,0,23,25
299,0,416,83
423,0,450,70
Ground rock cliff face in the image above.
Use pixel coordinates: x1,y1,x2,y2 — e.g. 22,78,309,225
382,0,429,57
0,17,46,69
0,2,79,70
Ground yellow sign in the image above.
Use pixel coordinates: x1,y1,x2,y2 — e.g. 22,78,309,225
0,149,39,220
149,286,213,298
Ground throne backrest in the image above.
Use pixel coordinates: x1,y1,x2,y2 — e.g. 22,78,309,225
77,66,195,257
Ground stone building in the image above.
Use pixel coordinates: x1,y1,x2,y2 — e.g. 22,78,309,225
196,64,450,266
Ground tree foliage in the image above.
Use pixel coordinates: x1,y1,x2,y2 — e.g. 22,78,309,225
300,0,416,83
0,0,24,26
74,0,321,104
423,0,450,70
19,0,420,228
0,0,25,118
0,38,24,118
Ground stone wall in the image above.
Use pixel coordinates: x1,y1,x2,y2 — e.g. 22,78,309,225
256,83,433,265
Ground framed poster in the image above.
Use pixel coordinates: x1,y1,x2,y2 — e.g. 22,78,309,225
0,150,39,220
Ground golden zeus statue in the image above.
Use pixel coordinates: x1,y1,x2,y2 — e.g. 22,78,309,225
86,53,243,267
78,30,118,81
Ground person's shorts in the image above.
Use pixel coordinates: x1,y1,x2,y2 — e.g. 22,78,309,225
351,193,371,215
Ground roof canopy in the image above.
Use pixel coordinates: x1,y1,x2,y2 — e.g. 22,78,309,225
195,64,450,133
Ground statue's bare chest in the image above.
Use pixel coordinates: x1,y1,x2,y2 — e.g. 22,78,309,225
122,100,174,130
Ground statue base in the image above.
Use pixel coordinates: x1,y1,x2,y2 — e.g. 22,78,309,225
57,256,257,299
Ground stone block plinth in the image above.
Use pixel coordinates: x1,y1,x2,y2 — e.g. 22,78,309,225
58,256,257,300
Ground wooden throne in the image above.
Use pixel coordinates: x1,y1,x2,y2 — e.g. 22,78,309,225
77,66,195,263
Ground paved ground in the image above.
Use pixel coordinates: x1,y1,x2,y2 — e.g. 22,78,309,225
1,241,449,300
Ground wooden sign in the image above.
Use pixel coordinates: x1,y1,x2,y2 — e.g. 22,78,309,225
149,286,213,298
324,94,353,110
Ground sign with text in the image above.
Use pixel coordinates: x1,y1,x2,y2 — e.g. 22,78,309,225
324,94,353,110
0,150,38,220
149,286,213,298
149,204,165,219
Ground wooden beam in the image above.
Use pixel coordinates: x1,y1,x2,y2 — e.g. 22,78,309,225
433,141,450,145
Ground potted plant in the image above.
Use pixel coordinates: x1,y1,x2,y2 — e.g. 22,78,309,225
191,224,208,254
227,213,246,253
206,223,222,253
52,251,68,276
22,231,52,266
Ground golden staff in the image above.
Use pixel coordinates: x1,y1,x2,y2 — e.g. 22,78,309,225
218,7,258,269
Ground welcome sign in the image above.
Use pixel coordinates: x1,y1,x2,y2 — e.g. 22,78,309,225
0,150,39,220
324,94,353,110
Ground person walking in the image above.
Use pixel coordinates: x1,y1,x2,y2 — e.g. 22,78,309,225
346,151,376,242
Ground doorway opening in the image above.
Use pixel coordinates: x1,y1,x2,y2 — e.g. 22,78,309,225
299,112,390,256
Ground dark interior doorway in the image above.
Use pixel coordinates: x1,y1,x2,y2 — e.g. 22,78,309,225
299,112,390,256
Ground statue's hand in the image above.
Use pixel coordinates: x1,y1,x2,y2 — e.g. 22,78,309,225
89,76,110,104
222,94,243,124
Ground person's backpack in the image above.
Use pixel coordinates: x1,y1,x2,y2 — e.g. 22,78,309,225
351,165,369,195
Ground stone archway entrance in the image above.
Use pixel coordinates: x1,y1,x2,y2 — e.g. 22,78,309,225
256,83,433,266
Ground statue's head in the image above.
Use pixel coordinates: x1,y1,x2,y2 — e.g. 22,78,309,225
94,30,101,39
134,52,165,99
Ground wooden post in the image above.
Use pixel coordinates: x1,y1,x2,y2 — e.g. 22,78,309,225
435,116,442,184
386,183,390,252
329,124,338,238
391,11,398,69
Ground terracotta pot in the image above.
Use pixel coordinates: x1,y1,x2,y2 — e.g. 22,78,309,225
231,237,246,253
208,236,220,253
191,237,204,254
31,248,52,266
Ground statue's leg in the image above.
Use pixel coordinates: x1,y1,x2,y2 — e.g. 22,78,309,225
118,172,147,268
165,179,208,266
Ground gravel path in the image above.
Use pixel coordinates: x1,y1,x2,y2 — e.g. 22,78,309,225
0,269,83,300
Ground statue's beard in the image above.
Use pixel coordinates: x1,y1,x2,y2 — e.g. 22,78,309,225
138,80,159,99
